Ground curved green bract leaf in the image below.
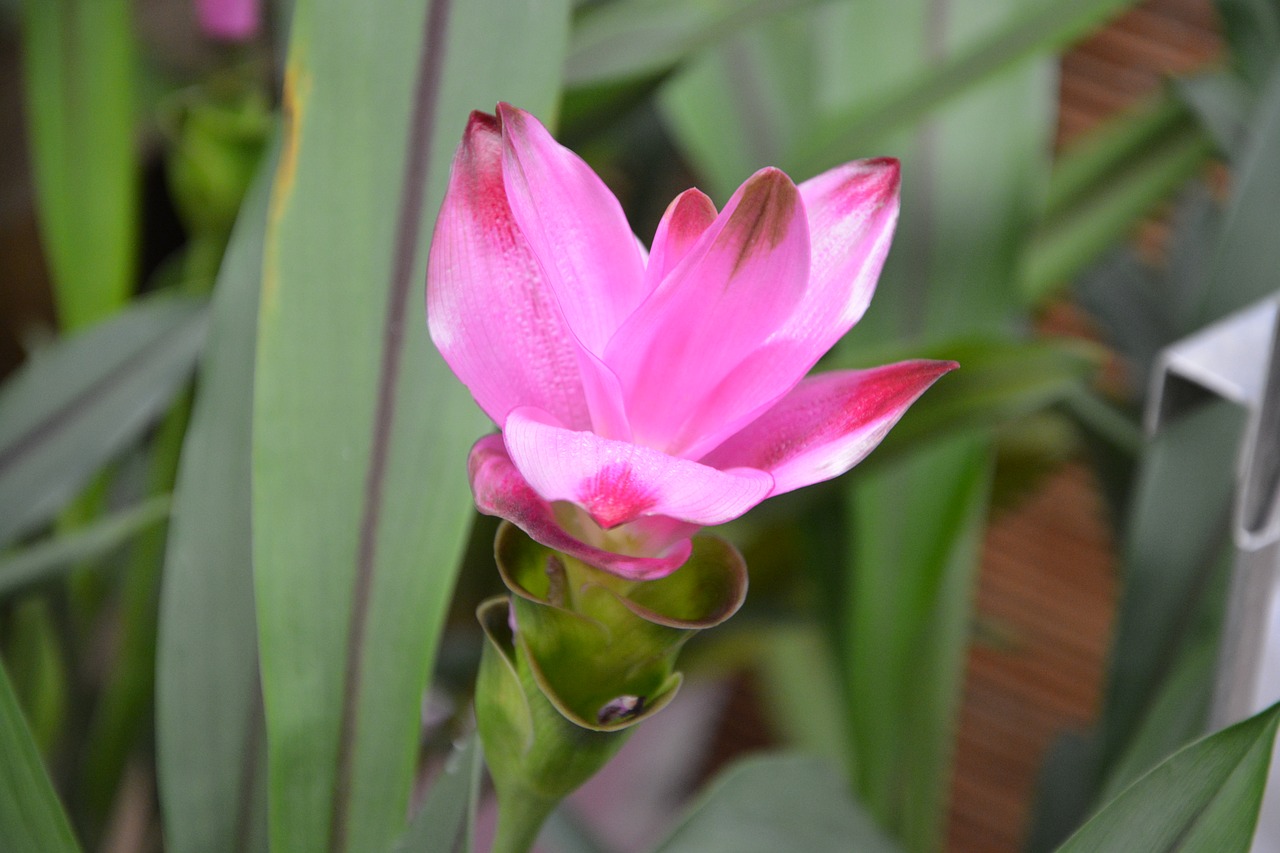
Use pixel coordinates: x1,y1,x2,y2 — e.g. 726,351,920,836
1057,704,1280,852
475,598,629,850
494,523,747,731
250,2,569,851
0,660,79,852
625,537,748,628
0,296,208,549
0,496,169,599
20,0,137,330
512,591,684,732
654,753,901,853
495,522,747,629
156,137,278,853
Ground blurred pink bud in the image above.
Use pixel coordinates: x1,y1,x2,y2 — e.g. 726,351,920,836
195,0,259,42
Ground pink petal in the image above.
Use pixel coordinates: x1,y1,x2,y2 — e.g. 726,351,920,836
195,0,259,41
786,157,900,351
427,112,594,430
605,168,811,457
632,159,902,460
469,435,695,580
503,407,774,529
644,189,717,290
496,104,648,356
701,360,957,496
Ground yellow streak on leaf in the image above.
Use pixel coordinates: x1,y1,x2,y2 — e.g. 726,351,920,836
261,60,311,319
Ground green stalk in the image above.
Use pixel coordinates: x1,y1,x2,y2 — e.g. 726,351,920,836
489,789,558,853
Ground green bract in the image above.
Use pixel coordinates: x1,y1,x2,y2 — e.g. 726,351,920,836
474,523,748,850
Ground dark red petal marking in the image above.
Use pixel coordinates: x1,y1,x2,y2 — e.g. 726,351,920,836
578,462,659,529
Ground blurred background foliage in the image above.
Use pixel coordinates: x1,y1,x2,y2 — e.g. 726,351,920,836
1,0,1278,851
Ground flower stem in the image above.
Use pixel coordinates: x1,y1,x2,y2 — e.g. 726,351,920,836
489,788,557,853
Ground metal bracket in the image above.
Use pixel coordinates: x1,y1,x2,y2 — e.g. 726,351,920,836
1147,294,1280,850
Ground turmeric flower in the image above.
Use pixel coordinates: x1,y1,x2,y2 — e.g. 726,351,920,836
428,104,954,580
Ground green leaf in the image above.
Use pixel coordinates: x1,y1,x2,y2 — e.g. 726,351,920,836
475,597,629,853
494,523,747,732
657,11,822,198
1177,71,1253,155
827,7,1051,850
0,496,169,598
1027,401,1246,851
1098,634,1220,803
155,137,278,853
751,623,850,758
565,0,824,88
841,4,1056,346
1022,98,1212,304
0,659,79,852
861,337,1102,467
653,753,901,853
1214,0,1280,90
1099,400,1246,765
20,0,137,329
250,2,569,851
0,295,208,548
843,435,993,851
1057,703,1280,852
391,738,479,853
1025,732,1104,853
1195,59,1280,325
661,9,1054,853
1042,96,1196,220
794,0,1140,173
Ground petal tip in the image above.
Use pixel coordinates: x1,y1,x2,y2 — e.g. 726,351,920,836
866,156,900,174
495,101,533,130
462,110,501,148
730,167,804,263
940,359,960,373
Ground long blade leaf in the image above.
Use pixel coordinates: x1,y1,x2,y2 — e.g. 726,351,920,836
795,0,1140,173
1057,704,1280,852
155,137,279,853
0,296,208,548
654,754,901,853
1196,59,1280,325
20,0,137,329
251,2,569,850
565,0,824,87
0,659,79,852
0,496,169,598
1022,98,1213,304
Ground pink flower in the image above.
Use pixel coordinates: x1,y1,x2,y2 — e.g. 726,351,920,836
428,104,955,580
195,0,259,42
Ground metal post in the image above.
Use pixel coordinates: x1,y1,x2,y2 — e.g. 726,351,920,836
1147,295,1280,850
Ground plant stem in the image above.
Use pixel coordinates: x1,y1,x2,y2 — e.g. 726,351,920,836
489,789,556,853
